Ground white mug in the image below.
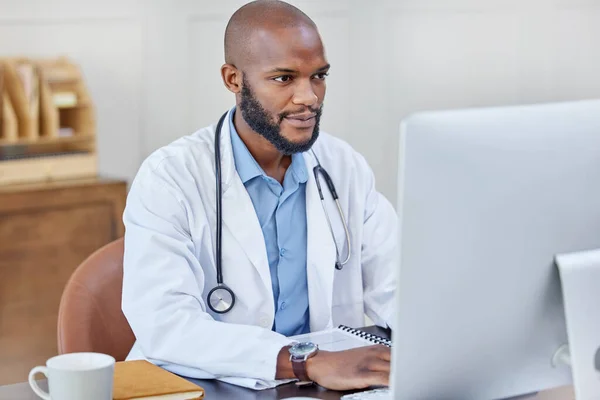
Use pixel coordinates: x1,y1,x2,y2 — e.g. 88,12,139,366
28,352,115,400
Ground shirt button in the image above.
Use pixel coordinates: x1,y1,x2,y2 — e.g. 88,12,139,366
280,302,287,310
279,248,286,257
259,316,270,328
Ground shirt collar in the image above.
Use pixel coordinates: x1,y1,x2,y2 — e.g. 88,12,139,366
229,107,264,184
229,107,308,185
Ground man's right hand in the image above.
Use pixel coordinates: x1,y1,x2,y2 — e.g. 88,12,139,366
305,345,391,391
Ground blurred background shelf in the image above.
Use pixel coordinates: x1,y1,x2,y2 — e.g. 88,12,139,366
0,56,96,185
0,133,94,147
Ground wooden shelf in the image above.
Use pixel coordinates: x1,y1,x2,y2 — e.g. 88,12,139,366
0,133,94,147
0,57,97,185
0,153,97,185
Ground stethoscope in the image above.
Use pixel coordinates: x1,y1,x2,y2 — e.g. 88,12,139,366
207,111,352,314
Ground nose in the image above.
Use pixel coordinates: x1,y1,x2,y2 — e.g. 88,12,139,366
292,79,318,108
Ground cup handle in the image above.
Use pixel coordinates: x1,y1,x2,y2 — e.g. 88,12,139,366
28,366,51,400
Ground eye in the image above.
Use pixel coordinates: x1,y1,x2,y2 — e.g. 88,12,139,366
274,75,293,83
314,72,329,80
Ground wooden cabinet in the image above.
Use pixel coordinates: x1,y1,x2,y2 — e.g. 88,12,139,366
0,177,126,385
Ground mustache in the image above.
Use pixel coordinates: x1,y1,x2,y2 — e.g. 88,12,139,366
278,105,323,123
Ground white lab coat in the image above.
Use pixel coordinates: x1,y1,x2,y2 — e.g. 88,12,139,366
122,109,398,389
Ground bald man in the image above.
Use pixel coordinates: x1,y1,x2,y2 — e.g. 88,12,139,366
122,0,398,391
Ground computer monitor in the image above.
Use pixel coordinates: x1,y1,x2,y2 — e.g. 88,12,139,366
391,99,600,399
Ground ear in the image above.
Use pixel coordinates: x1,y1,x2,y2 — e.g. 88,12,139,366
221,64,241,94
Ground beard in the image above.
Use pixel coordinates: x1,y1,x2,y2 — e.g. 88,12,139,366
239,76,322,155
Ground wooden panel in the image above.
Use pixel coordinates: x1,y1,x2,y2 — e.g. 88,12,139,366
0,178,127,239
0,178,127,385
0,153,97,186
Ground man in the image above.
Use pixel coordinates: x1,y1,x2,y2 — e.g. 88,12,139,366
122,0,397,391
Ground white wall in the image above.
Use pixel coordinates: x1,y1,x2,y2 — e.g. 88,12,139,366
1,0,599,203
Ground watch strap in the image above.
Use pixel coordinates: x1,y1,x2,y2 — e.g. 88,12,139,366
291,357,311,383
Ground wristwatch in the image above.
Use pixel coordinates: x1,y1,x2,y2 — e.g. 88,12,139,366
289,342,319,385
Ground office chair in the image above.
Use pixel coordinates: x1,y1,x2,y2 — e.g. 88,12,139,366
57,238,135,361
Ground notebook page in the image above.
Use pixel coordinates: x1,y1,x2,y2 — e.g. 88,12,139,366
289,328,374,352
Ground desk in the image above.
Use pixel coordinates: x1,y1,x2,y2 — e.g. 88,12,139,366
0,326,575,400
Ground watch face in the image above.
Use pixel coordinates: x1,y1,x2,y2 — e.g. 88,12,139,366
291,342,318,357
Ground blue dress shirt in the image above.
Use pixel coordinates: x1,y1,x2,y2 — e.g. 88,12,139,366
229,108,310,336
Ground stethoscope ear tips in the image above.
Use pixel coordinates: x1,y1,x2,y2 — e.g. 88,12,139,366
335,262,343,270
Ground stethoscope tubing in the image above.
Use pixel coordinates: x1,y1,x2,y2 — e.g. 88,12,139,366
209,111,351,314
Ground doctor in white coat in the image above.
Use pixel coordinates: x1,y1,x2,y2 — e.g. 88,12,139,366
122,0,397,391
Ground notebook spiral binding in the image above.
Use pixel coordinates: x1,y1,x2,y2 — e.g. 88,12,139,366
338,325,392,347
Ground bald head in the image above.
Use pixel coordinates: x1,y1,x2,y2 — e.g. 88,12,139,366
220,1,328,154
224,0,318,67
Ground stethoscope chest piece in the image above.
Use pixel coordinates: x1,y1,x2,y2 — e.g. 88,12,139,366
208,284,236,314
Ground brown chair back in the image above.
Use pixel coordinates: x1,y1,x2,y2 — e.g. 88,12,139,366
57,238,135,361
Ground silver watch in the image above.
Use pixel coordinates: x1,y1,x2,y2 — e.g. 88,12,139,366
289,342,319,384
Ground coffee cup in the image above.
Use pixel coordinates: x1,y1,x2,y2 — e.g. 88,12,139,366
28,352,115,400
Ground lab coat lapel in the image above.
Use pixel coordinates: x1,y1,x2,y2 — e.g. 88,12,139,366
221,182,272,293
304,151,337,332
218,113,272,296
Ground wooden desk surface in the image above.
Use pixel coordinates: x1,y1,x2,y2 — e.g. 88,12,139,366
0,327,576,400
0,380,574,400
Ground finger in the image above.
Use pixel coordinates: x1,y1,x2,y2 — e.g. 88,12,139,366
357,344,381,353
374,346,392,362
367,371,390,387
367,357,391,373
364,344,387,354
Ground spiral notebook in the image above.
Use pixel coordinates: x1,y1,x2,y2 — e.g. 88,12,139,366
289,325,391,352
